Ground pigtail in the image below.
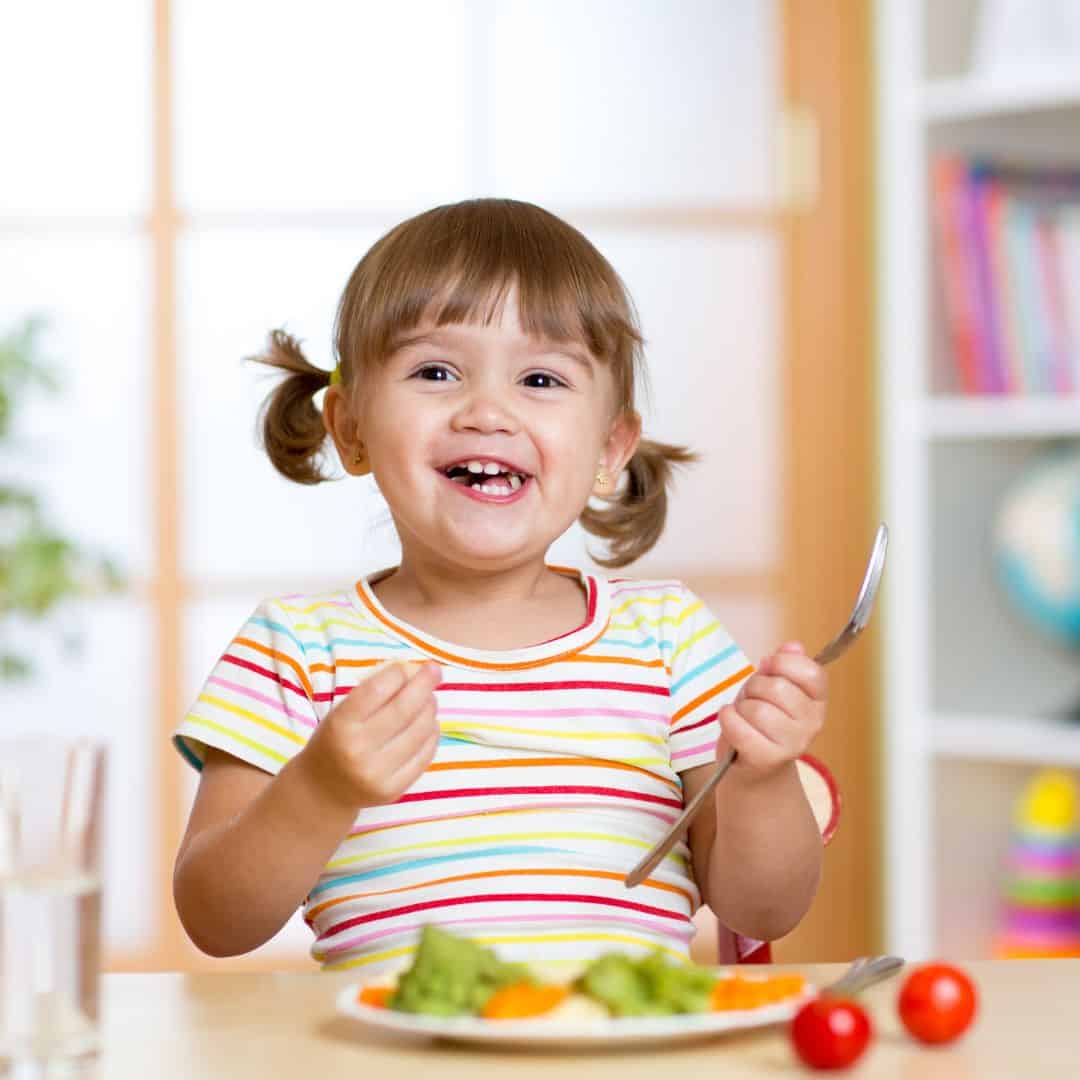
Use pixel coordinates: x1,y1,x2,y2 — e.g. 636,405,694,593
249,329,335,485
580,438,699,568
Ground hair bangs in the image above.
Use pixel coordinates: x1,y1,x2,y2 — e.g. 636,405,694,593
336,200,642,407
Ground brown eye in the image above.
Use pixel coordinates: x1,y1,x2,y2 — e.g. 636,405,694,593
413,364,456,381
522,372,567,389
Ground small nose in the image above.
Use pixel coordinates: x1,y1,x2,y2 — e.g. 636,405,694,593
449,384,519,435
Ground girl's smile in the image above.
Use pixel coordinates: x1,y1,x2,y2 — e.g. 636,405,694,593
439,458,531,501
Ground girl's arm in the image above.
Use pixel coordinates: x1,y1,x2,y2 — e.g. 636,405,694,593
173,661,442,957
683,641,827,943
173,748,358,956
684,758,822,942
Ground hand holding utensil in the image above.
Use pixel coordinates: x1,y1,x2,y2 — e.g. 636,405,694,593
624,522,889,888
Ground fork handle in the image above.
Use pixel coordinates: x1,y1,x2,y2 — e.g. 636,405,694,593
820,954,904,997
623,748,738,887
813,631,854,667
625,638,849,889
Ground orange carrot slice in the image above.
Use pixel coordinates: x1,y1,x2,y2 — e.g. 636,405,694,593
358,985,394,1008
709,974,806,1011
481,982,569,1020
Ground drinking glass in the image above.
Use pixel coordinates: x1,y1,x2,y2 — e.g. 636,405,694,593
0,738,106,1076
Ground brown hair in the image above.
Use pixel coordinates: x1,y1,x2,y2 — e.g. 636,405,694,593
250,198,697,567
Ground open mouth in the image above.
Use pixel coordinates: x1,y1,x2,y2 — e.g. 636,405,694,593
440,460,531,496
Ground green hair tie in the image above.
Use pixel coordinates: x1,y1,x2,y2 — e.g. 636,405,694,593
329,365,342,386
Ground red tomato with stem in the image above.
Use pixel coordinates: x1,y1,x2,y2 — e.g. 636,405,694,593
897,962,977,1044
790,997,873,1070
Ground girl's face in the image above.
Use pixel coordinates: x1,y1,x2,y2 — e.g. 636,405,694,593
325,293,640,576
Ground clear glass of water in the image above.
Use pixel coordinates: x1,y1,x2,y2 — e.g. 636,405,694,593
0,738,106,1075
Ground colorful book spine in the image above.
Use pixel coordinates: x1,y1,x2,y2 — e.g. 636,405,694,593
966,164,1009,394
930,158,982,393
994,184,1029,392
1059,208,1080,392
1036,212,1072,394
931,158,1080,396
1013,199,1047,392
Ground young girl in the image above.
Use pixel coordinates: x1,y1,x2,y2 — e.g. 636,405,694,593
172,198,827,975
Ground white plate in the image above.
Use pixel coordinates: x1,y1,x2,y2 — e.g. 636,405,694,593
334,982,816,1049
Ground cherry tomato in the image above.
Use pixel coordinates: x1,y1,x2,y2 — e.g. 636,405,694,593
790,997,873,1070
897,962,977,1044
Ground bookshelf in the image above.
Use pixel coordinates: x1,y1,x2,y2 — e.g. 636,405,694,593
923,73,1080,123
877,1,1080,960
925,397,1080,439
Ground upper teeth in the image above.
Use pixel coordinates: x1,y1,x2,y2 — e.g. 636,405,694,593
450,460,526,477
445,459,526,492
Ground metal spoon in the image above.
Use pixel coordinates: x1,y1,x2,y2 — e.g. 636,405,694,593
624,522,889,888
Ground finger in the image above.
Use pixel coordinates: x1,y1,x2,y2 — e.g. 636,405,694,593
339,659,428,718
758,651,827,701
350,697,439,805
740,672,812,718
364,663,443,744
719,704,788,770
739,696,822,754
734,698,793,745
382,725,441,797
381,699,439,769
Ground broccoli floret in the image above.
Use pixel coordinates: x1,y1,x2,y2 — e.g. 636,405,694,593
574,953,655,1016
576,949,716,1016
390,926,533,1016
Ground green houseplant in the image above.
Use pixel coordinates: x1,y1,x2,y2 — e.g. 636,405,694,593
1,316,123,679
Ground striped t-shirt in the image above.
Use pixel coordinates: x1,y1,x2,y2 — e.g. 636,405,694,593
173,565,754,975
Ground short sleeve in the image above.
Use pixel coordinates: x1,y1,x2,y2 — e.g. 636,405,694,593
172,599,320,776
667,586,754,773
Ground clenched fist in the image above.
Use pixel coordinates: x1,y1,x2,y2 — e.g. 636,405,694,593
299,659,443,811
716,641,827,780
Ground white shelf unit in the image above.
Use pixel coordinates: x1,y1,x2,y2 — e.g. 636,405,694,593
923,72,1080,123
934,713,1080,768
877,1,1080,961
925,397,1080,439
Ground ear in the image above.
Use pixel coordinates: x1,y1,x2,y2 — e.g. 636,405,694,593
598,410,642,490
322,384,371,477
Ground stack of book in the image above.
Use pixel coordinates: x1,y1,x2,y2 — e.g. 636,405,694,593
931,157,1080,395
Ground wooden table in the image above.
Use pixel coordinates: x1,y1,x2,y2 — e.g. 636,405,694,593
95,961,1075,1078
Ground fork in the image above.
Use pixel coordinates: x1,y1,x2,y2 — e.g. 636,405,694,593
623,522,889,889
820,953,903,997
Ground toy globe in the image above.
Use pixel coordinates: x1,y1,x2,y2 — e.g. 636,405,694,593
993,448,1080,649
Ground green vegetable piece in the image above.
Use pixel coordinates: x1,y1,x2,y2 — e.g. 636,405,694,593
575,953,656,1016
638,950,715,1013
576,949,717,1017
389,926,533,1016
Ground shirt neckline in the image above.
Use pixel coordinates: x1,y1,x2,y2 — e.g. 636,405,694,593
350,564,611,671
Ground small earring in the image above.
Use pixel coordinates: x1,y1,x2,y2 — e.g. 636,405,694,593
595,467,610,488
